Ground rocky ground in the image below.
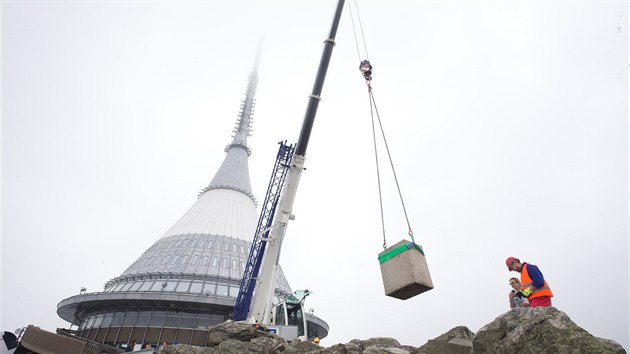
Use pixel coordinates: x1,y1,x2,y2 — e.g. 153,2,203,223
157,307,626,354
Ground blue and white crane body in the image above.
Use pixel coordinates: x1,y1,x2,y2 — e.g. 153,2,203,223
232,0,346,342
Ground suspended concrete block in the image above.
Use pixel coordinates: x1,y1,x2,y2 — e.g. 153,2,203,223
378,239,434,300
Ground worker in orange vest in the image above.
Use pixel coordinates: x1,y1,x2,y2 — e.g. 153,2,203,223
506,257,553,308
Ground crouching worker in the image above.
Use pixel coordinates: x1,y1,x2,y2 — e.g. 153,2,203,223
508,277,530,309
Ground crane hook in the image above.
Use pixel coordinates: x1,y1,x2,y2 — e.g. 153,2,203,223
359,60,372,82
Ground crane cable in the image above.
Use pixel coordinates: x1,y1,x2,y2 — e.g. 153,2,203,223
348,1,369,68
367,83,415,250
347,0,415,250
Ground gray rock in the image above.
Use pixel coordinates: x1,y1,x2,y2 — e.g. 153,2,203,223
215,339,267,353
342,343,364,354
400,345,422,354
438,326,474,341
160,344,215,354
349,338,402,351
348,338,407,354
363,347,410,354
417,326,474,354
282,340,321,353
472,307,626,354
449,337,473,348
206,320,276,347
252,336,288,353
318,343,363,354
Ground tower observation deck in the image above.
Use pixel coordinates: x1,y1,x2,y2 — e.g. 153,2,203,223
57,56,329,348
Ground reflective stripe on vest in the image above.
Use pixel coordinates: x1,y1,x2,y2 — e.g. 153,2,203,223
521,263,553,299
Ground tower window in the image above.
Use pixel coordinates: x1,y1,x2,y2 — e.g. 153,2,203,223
139,281,153,291
190,282,203,293
176,281,190,292
164,281,177,292
216,284,228,296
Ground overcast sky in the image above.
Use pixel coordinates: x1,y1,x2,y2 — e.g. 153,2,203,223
2,0,628,350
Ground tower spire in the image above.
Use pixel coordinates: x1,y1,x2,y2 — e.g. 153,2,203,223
202,48,262,201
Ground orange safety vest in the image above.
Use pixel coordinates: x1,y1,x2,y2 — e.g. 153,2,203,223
521,263,553,299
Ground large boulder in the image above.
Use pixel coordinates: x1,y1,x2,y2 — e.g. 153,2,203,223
315,342,364,354
417,326,474,354
472,307,626,354
349,337,408,354
349,338,401,350
159,321,287,354
206,320,278,347
350,337,400,353
282,340,321,353
214,338,270,354
159,339,285,354
160,344,214,354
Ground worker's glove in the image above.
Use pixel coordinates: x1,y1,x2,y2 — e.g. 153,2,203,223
514,291,525,298
522,287,534,298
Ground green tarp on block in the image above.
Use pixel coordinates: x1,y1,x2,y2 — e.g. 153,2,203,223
378,242,424,264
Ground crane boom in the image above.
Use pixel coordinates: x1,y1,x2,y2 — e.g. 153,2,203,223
247,0,346,328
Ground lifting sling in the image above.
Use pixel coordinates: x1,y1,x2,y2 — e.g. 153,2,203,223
348,0,433,299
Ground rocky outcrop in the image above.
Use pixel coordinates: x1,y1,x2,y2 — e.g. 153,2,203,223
417,326,473,354
158,308,626,354
205,321,279,347
472,307,626,354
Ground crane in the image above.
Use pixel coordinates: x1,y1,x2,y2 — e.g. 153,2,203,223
232,141,295,323
232,0,345,342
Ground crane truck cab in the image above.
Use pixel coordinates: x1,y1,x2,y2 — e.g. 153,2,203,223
266,290,310,342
